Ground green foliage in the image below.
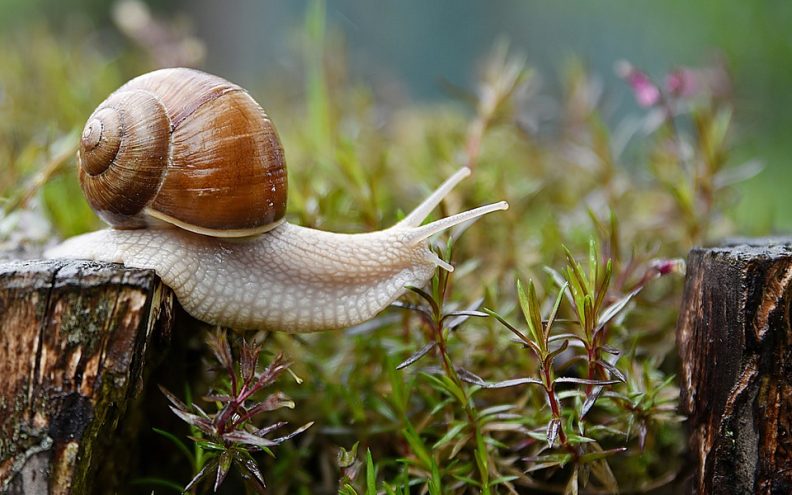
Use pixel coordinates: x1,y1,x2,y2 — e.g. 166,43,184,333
0,3,752,493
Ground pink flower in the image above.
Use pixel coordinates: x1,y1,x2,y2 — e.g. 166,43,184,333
615,60,660,108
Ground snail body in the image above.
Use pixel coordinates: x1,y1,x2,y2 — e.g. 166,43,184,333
46,68,508,333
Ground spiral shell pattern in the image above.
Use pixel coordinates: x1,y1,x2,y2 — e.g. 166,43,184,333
78,68,288,237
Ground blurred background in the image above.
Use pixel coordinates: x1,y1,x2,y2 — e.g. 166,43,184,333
1,0,790,232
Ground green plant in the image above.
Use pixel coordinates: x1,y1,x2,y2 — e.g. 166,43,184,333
479,242,637,493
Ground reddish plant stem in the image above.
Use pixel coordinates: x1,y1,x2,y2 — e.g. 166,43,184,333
215,400,238,436
542,366,567,445
229,367,239,397
585,345,596,397
216,370,272,435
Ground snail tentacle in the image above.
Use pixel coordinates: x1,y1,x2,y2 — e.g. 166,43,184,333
396,166,472,228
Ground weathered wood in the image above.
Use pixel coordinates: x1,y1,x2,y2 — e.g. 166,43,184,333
0,259,174,494
677,238,792,494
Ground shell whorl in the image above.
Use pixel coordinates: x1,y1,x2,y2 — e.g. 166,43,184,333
79,90,170,229
80,108,120,175
78,68,288,237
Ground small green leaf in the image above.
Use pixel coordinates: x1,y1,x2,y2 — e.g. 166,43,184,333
433,421,467,450
579,446,627,463
564,433,596,444
191,439,225,452
516,279,540,344
588,238,597,295
366,449,377,495
338,442,359,468
524,453,573,472
402,422,432,470
475,430,490,492
594,259,613,314
563,245,589,299
544,340,569,370
340,484,358,495
545,282,569,339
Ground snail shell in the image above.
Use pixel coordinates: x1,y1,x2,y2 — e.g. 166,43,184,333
78,67,287,237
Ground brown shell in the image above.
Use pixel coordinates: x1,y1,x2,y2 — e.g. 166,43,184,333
78,68,288,237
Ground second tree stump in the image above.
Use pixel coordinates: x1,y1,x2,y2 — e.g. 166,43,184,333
677,238,792,494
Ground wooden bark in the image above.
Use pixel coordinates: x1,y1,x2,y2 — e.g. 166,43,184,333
677,238,792,494
0,259,174,494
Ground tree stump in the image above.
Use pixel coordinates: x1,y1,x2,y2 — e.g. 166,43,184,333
0,259,174,494
677,238,792,494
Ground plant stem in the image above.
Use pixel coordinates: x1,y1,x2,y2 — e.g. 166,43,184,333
431,297,491,493
542,366,567,446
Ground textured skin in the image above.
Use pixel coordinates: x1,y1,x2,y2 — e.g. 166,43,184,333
46,223,441,332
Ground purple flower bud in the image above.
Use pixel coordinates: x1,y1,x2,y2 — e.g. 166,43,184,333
665,61,733,100
665,68,699,97
651,258,686,276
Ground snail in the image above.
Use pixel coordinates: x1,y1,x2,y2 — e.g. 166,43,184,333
45,68,508,333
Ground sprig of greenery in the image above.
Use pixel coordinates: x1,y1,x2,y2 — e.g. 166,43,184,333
393,243,499,494
482,269,624,493
160,329,312,493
